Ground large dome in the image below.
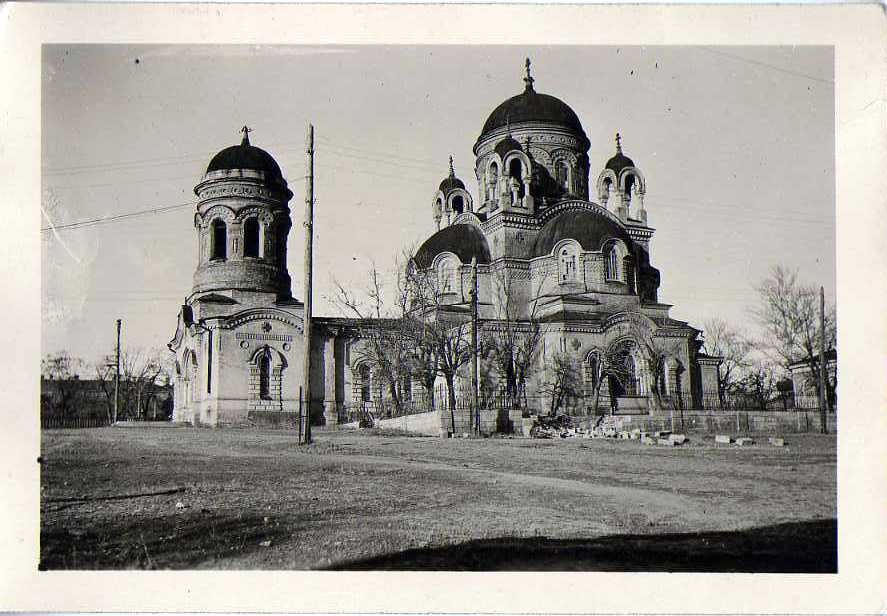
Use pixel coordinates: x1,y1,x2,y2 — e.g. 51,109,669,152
205,130,286,188
482,88,585,138
414,224,491,269
533,208,632,257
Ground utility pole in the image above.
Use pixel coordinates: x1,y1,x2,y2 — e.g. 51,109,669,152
114,318,121,424
819,286,828,434
300,124,315,445
470,257,479,435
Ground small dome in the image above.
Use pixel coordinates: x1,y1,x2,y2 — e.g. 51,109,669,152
438,155,465,194
533,208,632,257
605,133,635,176
205,128,286,188
414,224,491,269
494,136,524,160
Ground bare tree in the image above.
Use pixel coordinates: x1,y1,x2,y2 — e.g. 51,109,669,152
332,263,414,417
401,255,473,417
95,347,168,421
729,360,778,410
483,268,545,408
538,351,583,415
702,317,753,403
41,352,86,419
754,265,836,410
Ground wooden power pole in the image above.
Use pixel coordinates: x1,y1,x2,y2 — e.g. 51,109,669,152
819,285,828,434
300,124,315,445
470,257,479,435
114,318,121,424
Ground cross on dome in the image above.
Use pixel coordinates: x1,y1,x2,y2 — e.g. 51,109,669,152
240,125,253,146
448,155,455,177
523,57,535,91
615,132,622,153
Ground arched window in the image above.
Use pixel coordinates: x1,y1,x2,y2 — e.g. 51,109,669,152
243,218,260,258
359,364,371,402
559,247,577,282
438,259,456,294
451,195,464,215
259,351,271,399
606,244,624,281
211,219,227,260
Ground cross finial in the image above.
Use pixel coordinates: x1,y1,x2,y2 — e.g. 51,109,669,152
240,125,252,146
615,132,622,153
448,155,455,177
523,57,535,90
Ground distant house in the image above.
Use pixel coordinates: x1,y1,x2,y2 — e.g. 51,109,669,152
788,348,837,410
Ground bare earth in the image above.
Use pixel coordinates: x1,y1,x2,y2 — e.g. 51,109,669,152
39,426,837,571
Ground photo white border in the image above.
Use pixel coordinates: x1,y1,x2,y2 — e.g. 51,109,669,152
2,3,885,613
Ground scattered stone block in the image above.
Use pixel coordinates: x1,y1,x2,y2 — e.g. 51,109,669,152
669,434,687,444
768,437,785,447
715,434,732,444
736,437,755,446
653,430,672,439
641,435,657,445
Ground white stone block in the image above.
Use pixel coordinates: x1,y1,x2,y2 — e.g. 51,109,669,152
715,434,732,444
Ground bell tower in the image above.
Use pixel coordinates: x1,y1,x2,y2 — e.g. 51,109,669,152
191,127,295,301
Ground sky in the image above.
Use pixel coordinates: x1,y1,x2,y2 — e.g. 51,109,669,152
41,45,835,366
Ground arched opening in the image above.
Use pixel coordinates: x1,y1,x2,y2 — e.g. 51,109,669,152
451,195,464,215
211,219,227,261
258,351,271,399
508,159,525,199
488,162,499,201
625,174,636,198
275,224,286,265
243,218,260,258
608,342,638,399
556,161,570,192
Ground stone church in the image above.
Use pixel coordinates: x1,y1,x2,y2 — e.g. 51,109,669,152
169,60,721,428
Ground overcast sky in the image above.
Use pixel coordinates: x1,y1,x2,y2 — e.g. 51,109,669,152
41,45,834,365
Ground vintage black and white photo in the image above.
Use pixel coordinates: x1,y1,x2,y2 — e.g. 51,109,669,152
38,43,840,572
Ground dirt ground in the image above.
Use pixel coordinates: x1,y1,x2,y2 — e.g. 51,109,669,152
40,426,837,571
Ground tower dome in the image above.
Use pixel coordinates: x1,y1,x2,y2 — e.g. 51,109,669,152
605,132,635,176
202,127,289,193
480,62,587,141
432,156,473,229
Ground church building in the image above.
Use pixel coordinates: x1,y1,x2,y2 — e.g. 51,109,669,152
169,60,722,428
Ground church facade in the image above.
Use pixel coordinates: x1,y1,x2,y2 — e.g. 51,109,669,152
169,61,721,428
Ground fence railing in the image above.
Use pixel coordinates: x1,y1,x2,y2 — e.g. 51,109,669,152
41,415,112,430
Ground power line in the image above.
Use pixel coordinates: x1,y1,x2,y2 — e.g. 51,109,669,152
700,47,833,86
41,202,195,233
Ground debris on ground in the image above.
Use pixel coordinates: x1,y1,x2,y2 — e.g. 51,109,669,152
769,437,785,447
736,437,755,446
715,434,732,444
